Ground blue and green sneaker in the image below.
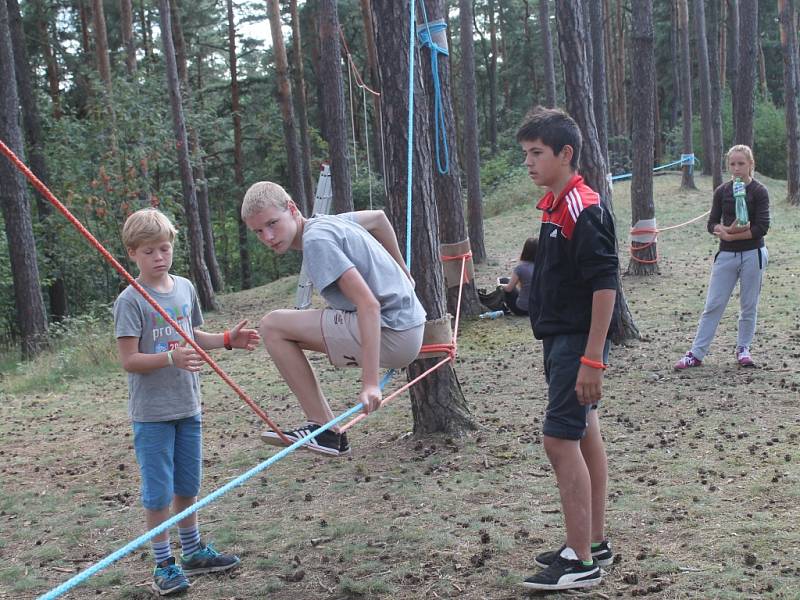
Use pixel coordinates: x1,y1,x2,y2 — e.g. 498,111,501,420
152,557,191,596
181,542,241,576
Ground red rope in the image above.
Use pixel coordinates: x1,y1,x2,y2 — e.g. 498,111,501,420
629,211,711,264
340,255,468,432
0,139,292,445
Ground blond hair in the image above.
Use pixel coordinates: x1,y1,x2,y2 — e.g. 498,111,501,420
726,144,755,177
121,208,177,250
241,181,293,220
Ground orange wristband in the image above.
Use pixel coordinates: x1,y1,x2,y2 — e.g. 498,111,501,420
223,330,232,350
580,356,607,370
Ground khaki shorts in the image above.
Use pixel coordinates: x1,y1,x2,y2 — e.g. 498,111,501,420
320,309,424,369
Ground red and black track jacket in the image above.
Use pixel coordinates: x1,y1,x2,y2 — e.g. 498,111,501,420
528,174,619,340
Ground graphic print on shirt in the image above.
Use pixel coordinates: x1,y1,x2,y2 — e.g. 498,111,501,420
150,303,193,353
536,175,600,241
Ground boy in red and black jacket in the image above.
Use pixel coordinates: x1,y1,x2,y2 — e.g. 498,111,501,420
517,107,618,592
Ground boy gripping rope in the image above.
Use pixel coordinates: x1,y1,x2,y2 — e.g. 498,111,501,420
114,208,258,595
242,182,425,457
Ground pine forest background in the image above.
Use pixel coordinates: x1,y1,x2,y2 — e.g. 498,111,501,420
0,0,798,357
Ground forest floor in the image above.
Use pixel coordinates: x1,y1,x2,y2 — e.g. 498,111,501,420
1,171,799,600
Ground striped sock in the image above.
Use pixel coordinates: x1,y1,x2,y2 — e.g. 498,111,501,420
152,539,172,566
179,525,201,557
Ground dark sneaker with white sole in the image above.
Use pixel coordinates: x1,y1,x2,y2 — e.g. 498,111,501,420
152,557,191,595
522,555,602,591
261,423,351,457
181,542,240,576
534,540,614,568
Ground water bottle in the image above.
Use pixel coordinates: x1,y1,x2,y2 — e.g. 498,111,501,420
733,177,749,226
479,310,505,320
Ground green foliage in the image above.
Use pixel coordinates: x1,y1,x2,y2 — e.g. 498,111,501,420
663,95,787,180
0,308,117,393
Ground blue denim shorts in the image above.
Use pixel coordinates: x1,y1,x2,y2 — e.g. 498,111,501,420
542,333,610,441
133,414,202,510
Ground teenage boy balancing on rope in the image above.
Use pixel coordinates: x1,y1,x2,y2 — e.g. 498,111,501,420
242,181,426,457
114,208,259,595
517,107,618,591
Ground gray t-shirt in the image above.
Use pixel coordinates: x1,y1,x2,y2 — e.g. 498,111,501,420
514,261,535,312
113,275,204,422
302,213,426,330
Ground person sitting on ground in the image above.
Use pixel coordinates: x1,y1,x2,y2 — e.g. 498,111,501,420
500,237,538,316
113,208,259,595
673,144,770,370
517,107,618,592
241,182,426,457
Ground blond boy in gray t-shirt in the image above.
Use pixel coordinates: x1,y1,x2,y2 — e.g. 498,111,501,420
242,181,426,457
113,208,259,595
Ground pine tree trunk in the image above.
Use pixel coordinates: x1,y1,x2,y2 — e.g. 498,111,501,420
92,0,118,155
538,0,557,107
290,0,315,207
372,0,476,438
555,1,640,343
421,0,482,318
727,0,740,130
225,0,251,290
734,0,758,148
120,0,136,75
587,1,609,163
268,0,308,215
669,2,681,129
458,0,486,264
693,0,714,179
779,0,800,205
359,0,384,181
8,0,68,320
0,0,49,358
628,0,658,275
487,0,498,154
34,1,61,118
157,0,216,310
677,0,697,189
707,0,725,189
172,0,222,291
318,0,353,213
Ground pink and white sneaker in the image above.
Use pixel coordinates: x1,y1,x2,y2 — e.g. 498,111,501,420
735,346,755,367
674,352,702,370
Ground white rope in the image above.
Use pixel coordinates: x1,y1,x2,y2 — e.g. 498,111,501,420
362,83,373,209
347,57,359,178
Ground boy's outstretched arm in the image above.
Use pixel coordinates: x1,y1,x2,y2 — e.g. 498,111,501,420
353,210,414,285
575,288,616,406
194,320,260,351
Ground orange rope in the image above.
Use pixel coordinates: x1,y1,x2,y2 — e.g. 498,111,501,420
340,254,469,432
629,210,711,264
0,139,292,445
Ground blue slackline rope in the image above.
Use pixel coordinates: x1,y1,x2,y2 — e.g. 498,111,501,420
417,3,450,175
39,403,365,600
40,369,399,600
610,154,697,182
405,0,417,268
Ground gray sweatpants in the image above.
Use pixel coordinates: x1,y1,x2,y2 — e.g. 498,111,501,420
690,247,768,360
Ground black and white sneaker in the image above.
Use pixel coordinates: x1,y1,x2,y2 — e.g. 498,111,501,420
261,423,351,457
522,555,601,591
534,540,614,568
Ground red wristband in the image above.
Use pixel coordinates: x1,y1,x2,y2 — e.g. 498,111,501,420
223,330,232,350
580,356,607,370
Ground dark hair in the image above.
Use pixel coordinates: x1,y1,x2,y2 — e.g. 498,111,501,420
516,106,582,169
520,237,538,262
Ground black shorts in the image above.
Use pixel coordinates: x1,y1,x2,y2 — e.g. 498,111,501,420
542,333,610,440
